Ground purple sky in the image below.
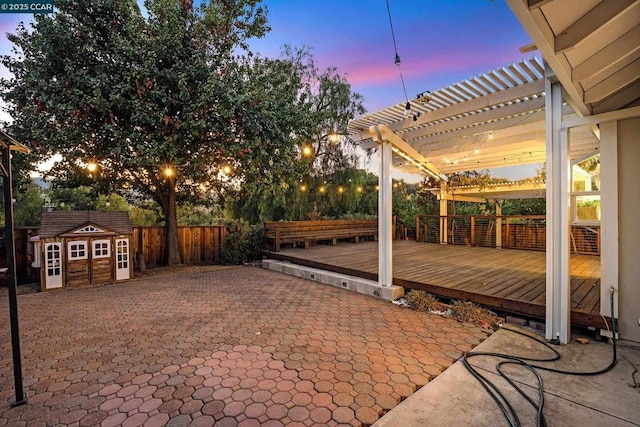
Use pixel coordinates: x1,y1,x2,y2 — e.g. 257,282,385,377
248,0,533,112
1,0,537,179
1,0,532,113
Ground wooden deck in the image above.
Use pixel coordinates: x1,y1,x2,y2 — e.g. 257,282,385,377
264,240,607,329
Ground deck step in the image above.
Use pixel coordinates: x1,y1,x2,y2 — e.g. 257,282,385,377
262,259,404,302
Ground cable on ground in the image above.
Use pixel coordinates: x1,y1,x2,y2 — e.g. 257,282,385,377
462,289,618,427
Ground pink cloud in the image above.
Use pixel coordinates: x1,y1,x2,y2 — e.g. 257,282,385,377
318,40,528,90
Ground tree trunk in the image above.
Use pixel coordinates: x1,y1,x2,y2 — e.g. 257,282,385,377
162,181,182,266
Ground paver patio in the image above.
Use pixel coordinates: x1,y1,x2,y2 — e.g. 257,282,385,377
1,265,489,426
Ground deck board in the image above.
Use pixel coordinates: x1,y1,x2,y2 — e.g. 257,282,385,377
264,240,607,329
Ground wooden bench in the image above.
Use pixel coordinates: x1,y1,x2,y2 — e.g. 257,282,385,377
265,219,378,252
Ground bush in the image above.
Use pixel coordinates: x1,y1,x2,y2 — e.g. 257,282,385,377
450,300,500,329
405,290,442,312
220,222,266,265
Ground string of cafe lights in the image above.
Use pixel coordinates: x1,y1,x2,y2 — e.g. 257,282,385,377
295,180,413,196
386,0,412,117
437,106,545,173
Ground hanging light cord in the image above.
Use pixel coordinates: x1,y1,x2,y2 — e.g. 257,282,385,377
386,0,409,104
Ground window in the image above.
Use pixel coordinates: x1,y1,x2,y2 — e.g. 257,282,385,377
75,225,105,233
68,241,88,260
571,154,600,224
93,240,111,258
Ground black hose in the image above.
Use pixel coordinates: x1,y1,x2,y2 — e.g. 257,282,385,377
461,289,618,427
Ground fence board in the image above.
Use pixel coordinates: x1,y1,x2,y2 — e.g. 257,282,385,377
7,225,228,284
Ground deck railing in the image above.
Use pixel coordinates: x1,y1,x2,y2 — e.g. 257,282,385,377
416,215,600,255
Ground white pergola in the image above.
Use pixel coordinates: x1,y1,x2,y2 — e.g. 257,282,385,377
349,0,640,343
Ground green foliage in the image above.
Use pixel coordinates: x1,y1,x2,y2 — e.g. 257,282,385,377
230,168,379,223
47,186,95,210
501,198,546,215
95,193,130,212
12,179,45,226
129,201,162,226
280,46,365,176
405,290,442,312
1,0,311,265
220,222,265,265
177,203,222,226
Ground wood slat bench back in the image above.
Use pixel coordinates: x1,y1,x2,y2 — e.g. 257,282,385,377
265,219,378,251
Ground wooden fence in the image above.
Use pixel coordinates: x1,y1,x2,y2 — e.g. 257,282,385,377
3,225,228,284
132,226,227,268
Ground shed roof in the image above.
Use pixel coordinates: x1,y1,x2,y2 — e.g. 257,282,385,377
39,211,133,238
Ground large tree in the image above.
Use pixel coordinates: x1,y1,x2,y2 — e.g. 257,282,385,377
229,47,366,223
1,0,309,264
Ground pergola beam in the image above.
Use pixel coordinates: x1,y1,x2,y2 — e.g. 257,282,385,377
562,105,640,128
583,58,640,104
376,125,445,181
507,0,590,116
400,96,545,143
388,79,545,133
572,25,640,83
449,181,546,196
554,0,636,54
527,0,553,10
436,193,487,203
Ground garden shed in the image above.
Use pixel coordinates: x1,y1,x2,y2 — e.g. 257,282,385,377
38,211,133,291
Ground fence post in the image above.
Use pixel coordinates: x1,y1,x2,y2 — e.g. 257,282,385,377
470,216,476,246
505,217,510,248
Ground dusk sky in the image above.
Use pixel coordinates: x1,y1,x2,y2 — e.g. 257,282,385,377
247,0,533,112
0,0,536,179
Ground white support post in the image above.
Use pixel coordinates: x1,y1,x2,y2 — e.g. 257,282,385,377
439,188,448,244
378,139,393,287
599,121,618,321
495,201,502,249
545,75,572,344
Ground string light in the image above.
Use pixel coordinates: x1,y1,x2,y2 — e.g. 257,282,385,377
302,145,313,157
299,184,307,192
86,162,98,173
337,186,344,194
386,0,410,110
222,165,232,175
163,167,175,178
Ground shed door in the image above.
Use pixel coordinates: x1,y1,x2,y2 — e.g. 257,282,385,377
44,242,63,289
116,238,130,281
91,239,113,285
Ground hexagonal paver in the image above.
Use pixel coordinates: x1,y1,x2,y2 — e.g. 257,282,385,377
0,266,488,427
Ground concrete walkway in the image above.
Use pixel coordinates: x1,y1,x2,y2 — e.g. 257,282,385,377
0,265,489,426
374,326,640,427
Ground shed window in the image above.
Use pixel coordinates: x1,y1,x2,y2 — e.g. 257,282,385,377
68,241,88,260
76,225,105,233
93,240,111,258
